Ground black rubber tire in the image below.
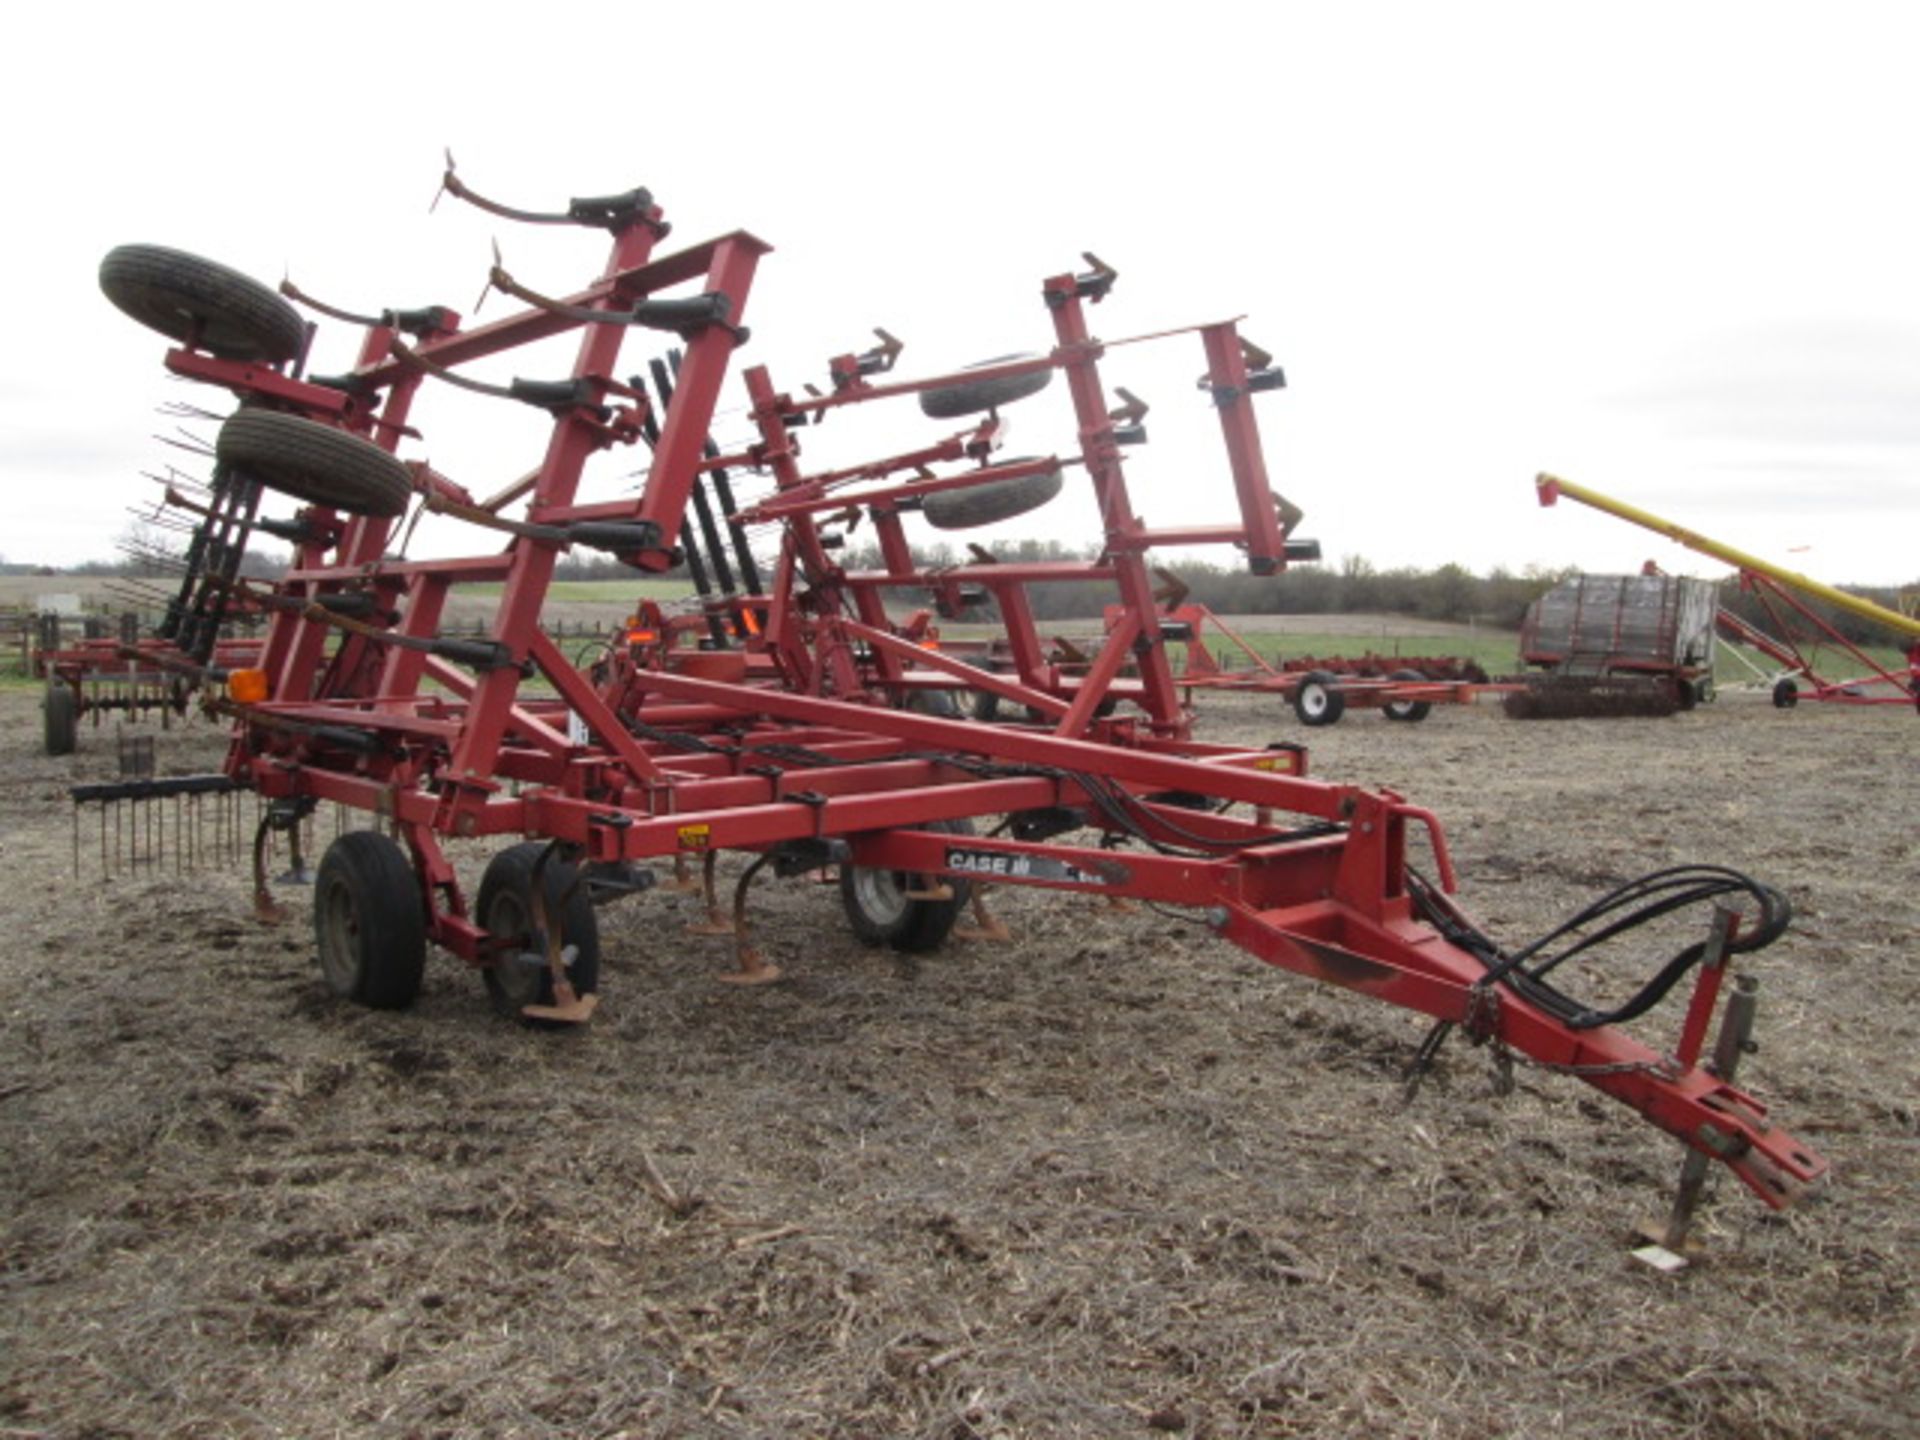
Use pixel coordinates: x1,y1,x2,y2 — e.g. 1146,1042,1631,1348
42,681,77,756
314,831,426,1010
99,244,306,364
216,408,413,518
922,462,1063,530
1772,677,1799,709
841,817,975,954
919,354,1053,419
476,842,602,1020
1292,670,1347,727
1675,677,1699,711
1381,669,1432,723
905,688,962,718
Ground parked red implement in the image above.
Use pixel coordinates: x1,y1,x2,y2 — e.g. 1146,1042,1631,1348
37,624,264,756
90,165,1828,1225
1126,596,1505,727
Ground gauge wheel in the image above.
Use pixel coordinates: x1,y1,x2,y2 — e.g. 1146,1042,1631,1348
841,817,976,954
314,831,426,1009
477,842,602,1021
922,462,1063,530
1382,669,1432,723
99,244,306,364
1292,670,1347,727
43,680,78,756
918,354,1053,419
216,408,413,518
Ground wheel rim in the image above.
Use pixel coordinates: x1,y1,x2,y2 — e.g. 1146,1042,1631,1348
317,877,360,994
1299,685,1329,720
849,867,911,929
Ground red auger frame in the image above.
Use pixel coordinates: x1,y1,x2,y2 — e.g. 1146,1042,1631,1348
98,167,1827,1218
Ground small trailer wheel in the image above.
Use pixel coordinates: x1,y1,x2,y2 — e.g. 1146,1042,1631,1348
1382,669,1432,723
918,354,1053,419
1675,677,1699,711
216,408,414,518
1772,677,1799,709
842,817,975,954
922,462,1063,530
99,244,306,364
314,831,426,1009
42,680,77,756
476,842,601,1021
1292,670,1346,727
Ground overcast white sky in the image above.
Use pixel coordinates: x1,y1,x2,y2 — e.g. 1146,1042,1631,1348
4,1,1917,587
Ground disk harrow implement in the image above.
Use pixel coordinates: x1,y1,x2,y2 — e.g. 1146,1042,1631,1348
95,166,1827,1220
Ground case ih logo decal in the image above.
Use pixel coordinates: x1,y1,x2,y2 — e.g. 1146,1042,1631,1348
944,848,1117,887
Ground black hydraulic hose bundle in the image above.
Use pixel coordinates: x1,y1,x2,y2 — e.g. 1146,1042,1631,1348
1409,863,1791,1031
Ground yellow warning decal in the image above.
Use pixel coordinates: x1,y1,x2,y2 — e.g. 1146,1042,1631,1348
677,823,712,851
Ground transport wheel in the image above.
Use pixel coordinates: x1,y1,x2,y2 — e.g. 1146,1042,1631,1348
1675,677,1699,711
918,354,1053,419
841,817,975,954
1292,670,1346,727
216,408,414,518
922,462,1063,530
1772,677,1799,709
905,688,962,718
968,688,1003,722
476,843,601,1021
99,244,306,364
1381,669,1432,723
314,831,426,1009
42,680,77,756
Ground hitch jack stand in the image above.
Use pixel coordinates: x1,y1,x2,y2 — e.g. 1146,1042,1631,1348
1635,908,1760,1268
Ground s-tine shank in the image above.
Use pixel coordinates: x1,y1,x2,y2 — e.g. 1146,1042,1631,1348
437,221,671,788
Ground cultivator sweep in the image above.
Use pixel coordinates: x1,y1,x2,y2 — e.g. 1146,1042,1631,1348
89,163,1829,1217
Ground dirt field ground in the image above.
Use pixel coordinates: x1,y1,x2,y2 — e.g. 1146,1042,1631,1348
2,683,1915,1438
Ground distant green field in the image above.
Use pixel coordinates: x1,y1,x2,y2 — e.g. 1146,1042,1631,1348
456,579,693,604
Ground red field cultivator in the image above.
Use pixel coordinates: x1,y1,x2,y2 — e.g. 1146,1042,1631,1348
90,164,1828,1223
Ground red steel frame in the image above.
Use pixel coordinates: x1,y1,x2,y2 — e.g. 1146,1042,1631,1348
117,186,1827,1213
1713,571,1920,708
